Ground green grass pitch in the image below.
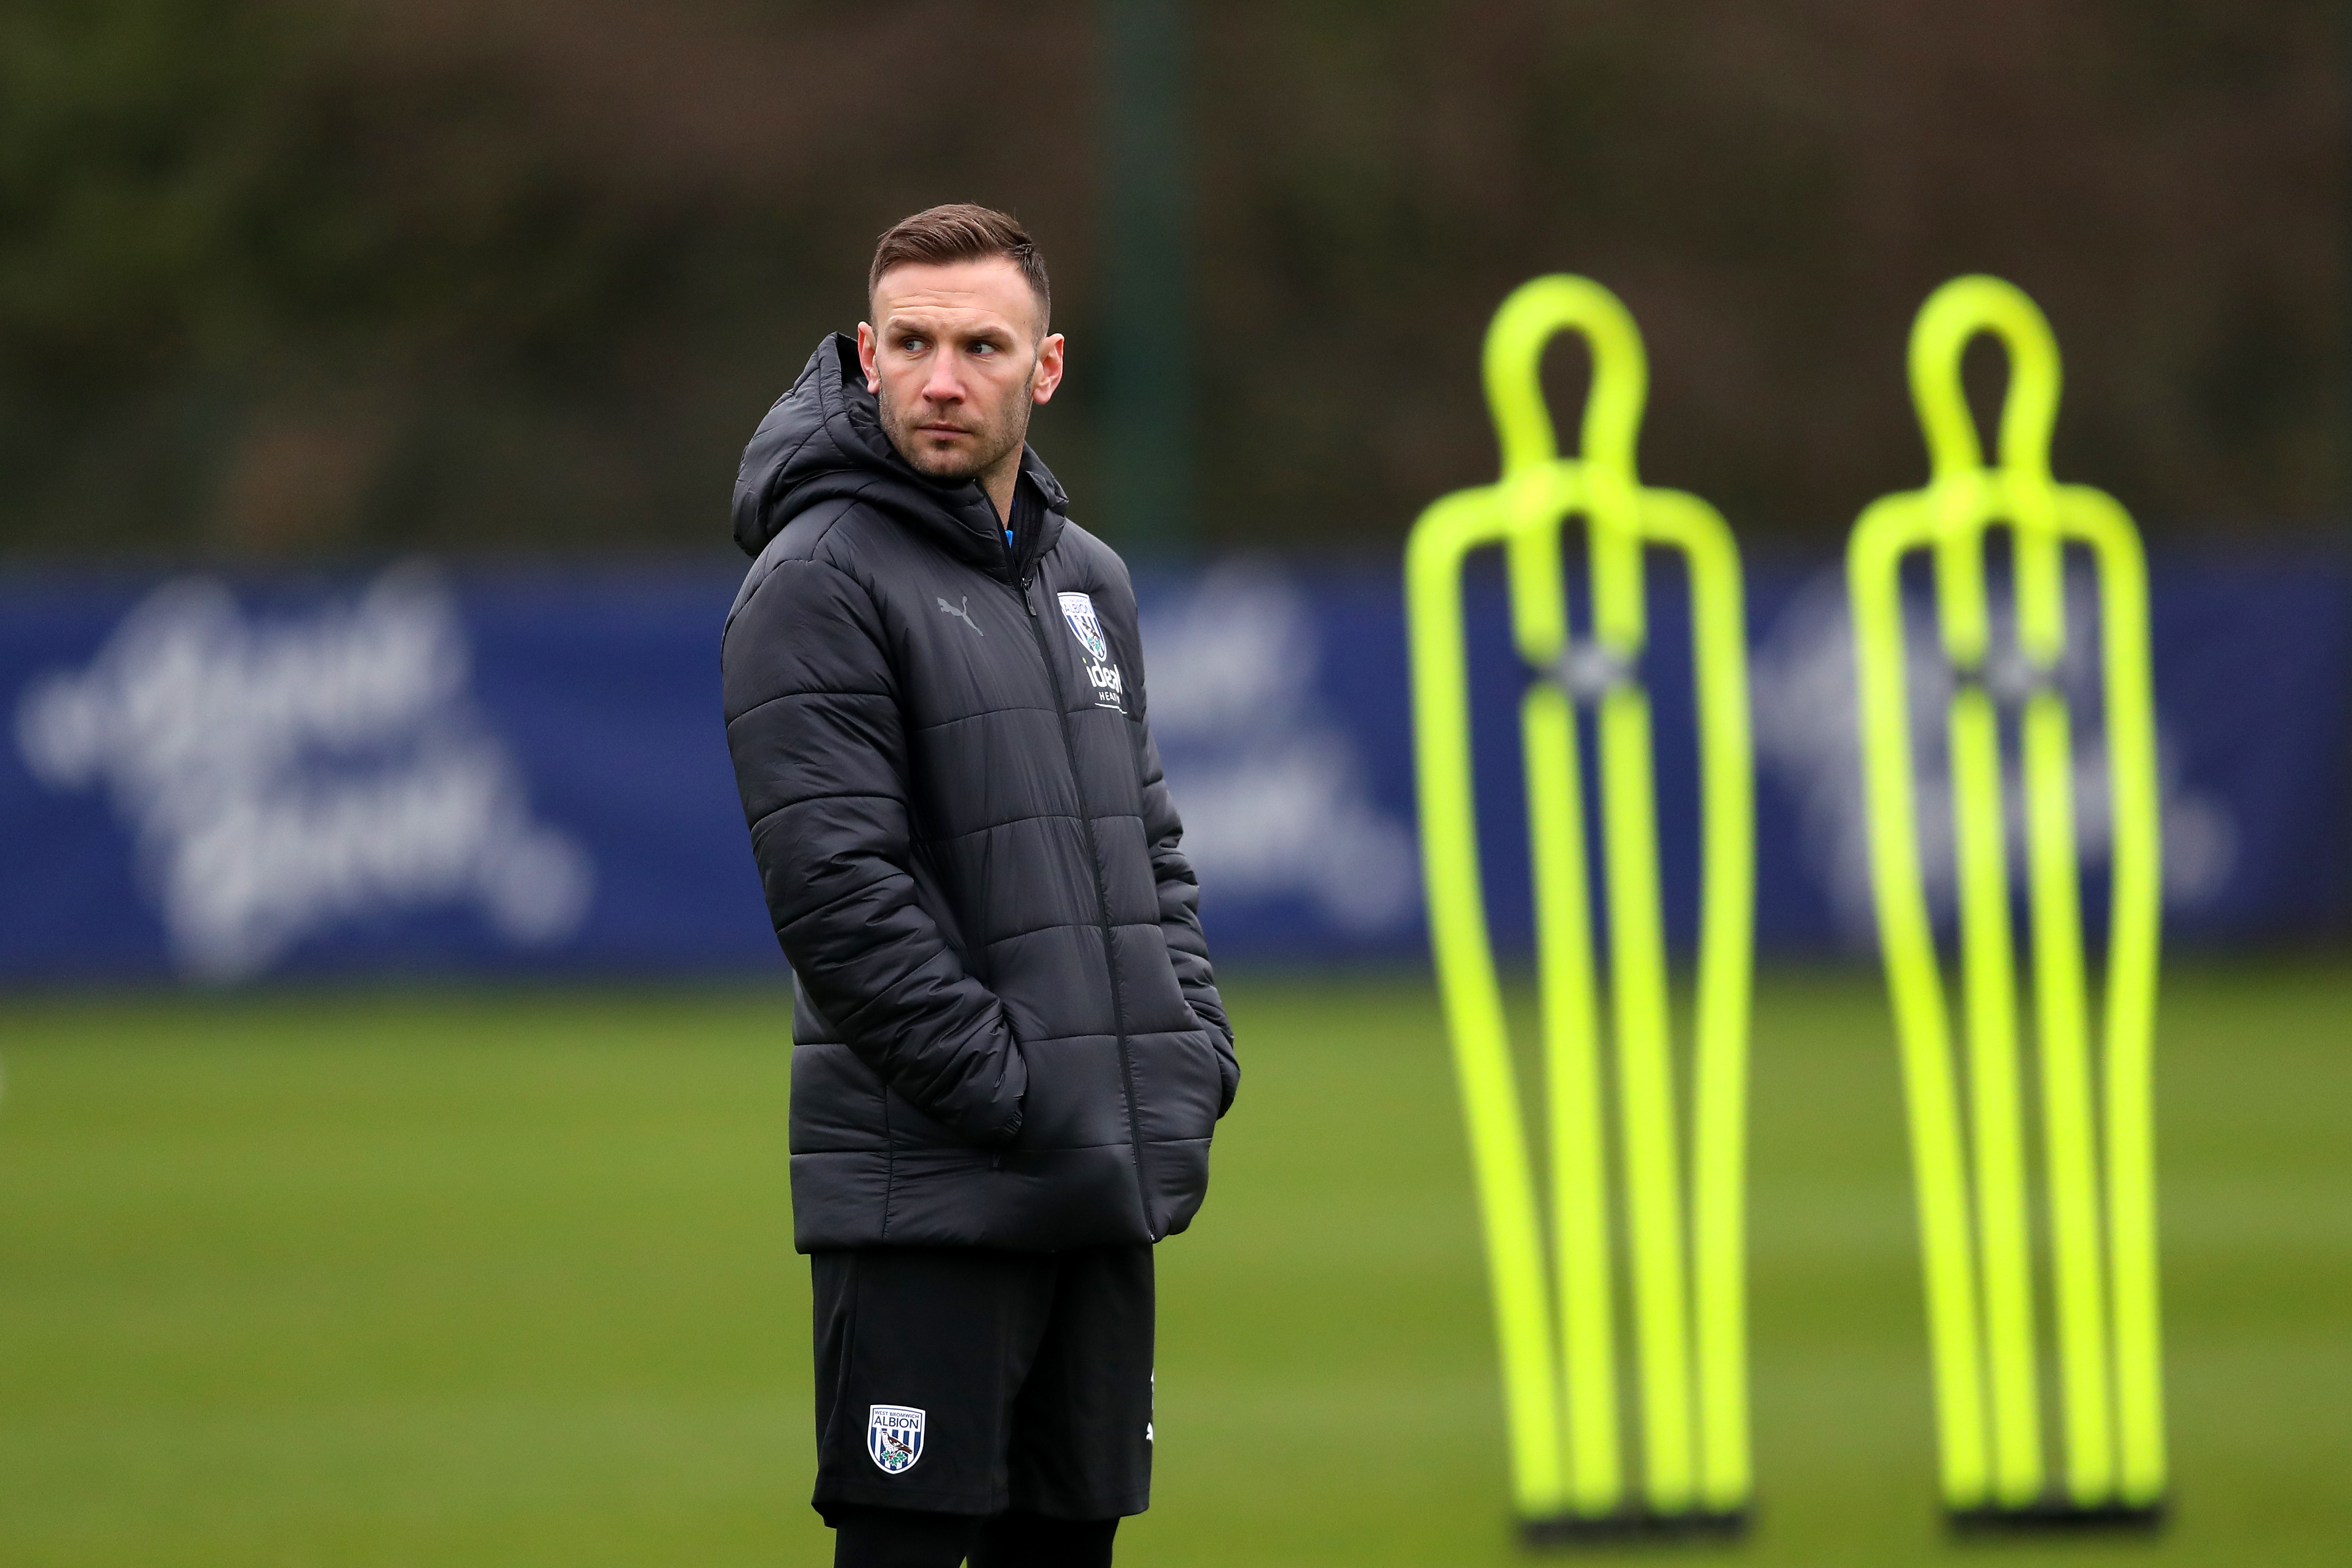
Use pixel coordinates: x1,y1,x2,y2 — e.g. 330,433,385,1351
0,963,2345,1566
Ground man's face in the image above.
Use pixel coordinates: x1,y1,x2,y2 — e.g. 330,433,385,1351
858,258,1064,485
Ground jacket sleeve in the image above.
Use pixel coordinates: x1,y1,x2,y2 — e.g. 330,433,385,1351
1135,703,1241,1118
722,553,1026,1144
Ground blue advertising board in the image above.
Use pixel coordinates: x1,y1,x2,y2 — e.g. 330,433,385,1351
2,553,2344,983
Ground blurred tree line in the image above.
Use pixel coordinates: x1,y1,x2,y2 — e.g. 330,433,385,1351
0,0,2339,560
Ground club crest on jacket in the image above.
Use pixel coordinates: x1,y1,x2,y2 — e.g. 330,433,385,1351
868,1405,925,1474
1058,592,1125,710
1058,592,1109,660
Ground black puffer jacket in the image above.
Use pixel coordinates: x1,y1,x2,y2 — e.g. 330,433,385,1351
723,334,1237,1253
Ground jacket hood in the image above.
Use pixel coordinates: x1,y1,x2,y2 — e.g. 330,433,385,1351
731,333,1069,571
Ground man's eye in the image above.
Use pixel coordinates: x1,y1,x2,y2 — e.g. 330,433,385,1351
898,336,926,352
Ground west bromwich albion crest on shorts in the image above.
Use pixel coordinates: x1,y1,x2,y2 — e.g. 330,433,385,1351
868,1405,925,1474
1056,592,1125,710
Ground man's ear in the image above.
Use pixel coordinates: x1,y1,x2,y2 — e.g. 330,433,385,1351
855,322,881,394
1031,332,1066,406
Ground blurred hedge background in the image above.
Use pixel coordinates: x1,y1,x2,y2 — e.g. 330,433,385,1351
1,0,2340,560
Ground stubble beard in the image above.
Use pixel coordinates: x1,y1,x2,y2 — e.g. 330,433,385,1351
879,384,1031,488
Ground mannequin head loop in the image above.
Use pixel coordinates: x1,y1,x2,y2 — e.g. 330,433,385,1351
1481,275,1647,482
1908,275,2061,485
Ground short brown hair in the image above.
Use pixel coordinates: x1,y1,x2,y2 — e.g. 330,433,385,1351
868,203,1051,333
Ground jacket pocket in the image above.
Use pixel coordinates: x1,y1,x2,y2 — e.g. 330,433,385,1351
787,1042,889,1154
1130,1026,1225,1146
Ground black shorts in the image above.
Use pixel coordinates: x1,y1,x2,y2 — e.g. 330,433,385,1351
810,1244,1155,1520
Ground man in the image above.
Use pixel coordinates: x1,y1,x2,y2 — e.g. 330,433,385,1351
721,204,1238,1568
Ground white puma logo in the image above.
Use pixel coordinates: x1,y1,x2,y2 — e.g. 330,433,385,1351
936,596,983,636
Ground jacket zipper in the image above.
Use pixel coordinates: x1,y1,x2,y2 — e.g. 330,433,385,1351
1013,569,1152,1233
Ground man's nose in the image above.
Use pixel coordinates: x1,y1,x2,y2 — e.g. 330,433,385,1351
920,356,965,405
